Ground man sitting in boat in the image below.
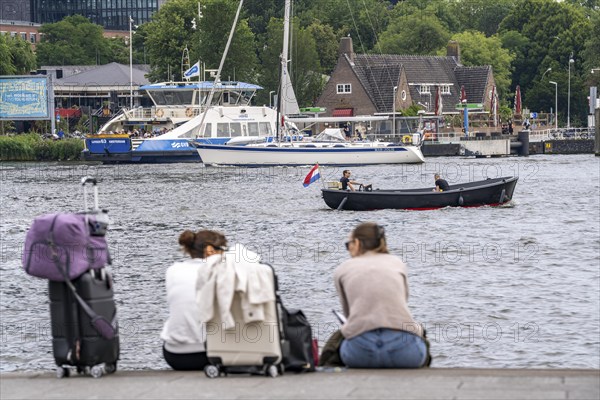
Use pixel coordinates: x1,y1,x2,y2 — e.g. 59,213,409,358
341,170,371,191
433,173,450,192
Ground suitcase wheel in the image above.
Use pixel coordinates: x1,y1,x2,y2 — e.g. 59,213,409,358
266,364,278,378
90,365,104,378
204,365,220,379
56,366,70,379
105,362,117,374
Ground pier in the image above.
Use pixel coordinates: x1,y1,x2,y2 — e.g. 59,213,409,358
1,368,599,399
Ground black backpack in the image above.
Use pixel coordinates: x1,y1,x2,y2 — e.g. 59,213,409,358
280,304,316,372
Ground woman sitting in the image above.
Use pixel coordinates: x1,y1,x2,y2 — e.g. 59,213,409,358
334,222,427,368
160,229,227,370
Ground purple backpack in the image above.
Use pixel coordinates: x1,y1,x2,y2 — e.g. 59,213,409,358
22,213,110,281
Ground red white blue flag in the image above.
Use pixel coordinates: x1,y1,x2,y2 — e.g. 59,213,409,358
303,164,321,187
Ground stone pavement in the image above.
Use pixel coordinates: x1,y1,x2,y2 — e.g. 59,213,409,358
1,368,599,400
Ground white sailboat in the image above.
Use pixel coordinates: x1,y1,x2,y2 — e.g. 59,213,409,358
192,0,425,166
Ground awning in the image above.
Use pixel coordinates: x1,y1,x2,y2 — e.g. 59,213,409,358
332,108,354,117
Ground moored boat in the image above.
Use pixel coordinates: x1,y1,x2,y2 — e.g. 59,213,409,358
322,176,518,211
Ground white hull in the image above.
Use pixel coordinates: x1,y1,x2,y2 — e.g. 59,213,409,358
194,143,425,166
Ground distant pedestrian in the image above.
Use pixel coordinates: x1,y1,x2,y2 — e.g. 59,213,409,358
343,125,351,141
57,129,64,140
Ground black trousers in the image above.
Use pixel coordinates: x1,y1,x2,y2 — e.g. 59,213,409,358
163,345,209,371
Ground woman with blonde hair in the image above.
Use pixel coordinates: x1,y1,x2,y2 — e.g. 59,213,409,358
334,222,427,368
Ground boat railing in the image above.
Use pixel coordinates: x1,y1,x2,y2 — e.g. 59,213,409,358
123,106,202,120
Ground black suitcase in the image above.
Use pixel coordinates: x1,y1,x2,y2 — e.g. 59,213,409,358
49,269,119,378
48,177,119,378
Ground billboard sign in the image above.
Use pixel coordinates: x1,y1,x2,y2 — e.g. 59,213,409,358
0,76,50,120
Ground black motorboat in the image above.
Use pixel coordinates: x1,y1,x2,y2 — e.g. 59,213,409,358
322,176,519,211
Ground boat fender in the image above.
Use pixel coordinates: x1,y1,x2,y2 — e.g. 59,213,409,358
185,108,193,117
499,188,506,203
337,196,348,211
155,108,164,118
458,194,464,206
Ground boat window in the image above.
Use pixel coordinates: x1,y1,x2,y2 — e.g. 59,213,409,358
230,123,242,137
203,123,212,137
223,92,229,104
150,90,194,106
217,123,229,135
248,123,259,136
259,122,272,136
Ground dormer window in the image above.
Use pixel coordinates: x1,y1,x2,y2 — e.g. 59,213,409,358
337,84,352,94
441,85,450,94
419,85,430,94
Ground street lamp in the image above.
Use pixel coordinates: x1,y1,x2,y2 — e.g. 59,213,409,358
592,68,600,74
567,53,574,129
541,67,551,80
392,86,397,137
549,81,558,130
269,90,275,108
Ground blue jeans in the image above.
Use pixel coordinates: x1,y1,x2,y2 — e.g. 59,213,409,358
340,329,427,368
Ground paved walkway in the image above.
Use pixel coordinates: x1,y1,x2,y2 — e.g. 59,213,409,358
1,368,599,399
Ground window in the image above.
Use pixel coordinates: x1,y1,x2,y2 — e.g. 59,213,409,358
217,123,229,135
401,90,407,101
30,33,36,43
248,122,259,136
230,123,242,137
202,123,212,137
419,85,430,94
336,84,352,94
441,85,450,94
259,122,272,136
20,33,27,41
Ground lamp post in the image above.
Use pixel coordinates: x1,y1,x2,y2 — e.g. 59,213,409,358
392,86,397,137
129,16,134,110
568,53,574,129
592,68,600,74
269,90,275,108
541,67,551,80
549,81,558,130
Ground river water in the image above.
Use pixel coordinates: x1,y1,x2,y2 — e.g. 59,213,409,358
1,154,599,372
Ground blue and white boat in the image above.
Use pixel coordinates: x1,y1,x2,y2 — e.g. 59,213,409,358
82,81,281,163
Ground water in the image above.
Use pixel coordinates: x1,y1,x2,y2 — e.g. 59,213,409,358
1,155,599,371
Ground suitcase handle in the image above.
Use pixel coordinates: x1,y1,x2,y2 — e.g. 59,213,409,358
81,176,99,211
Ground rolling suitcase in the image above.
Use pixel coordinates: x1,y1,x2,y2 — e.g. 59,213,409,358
203,263,283,378
22,177,119,378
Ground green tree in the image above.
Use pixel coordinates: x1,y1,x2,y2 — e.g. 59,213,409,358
0,35,17,75
448,0,516,37
7,36,37,74
449,31,514,101
499,0,590,122
306,20,339,74
259,17,324,107
36,15,111,65
144,0,258,83
377,14,450,55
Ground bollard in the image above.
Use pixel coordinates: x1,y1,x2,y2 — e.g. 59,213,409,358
517,130,529,156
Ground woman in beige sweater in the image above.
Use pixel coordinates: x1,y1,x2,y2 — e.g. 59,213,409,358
334,222,427,368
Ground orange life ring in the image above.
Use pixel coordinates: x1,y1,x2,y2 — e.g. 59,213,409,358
155,108,164,118
185,108,193,117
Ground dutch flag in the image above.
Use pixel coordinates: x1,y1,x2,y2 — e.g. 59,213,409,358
303,164,321,187
183,62,200,79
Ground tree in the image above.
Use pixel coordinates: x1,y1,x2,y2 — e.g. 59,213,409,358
0,35,17,75
377,14,450,55
36,15,111,66
450,31,514,101
144,0,258,83
7,36,36,74
499,0,591,123
306,20,339,75
259,17,324,107
448,0,516,37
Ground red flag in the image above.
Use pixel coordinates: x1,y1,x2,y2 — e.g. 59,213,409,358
514,85,522,115
460,85,467,103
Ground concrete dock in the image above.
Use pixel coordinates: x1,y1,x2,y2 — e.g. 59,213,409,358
1,368,599,399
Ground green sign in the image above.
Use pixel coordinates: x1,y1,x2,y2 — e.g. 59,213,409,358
455,103,483,109
300,107,326,113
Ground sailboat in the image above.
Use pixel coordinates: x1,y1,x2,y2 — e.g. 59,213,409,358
191,0,425,166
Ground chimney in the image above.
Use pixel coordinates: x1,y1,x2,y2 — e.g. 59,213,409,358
447,40,461,64
339,36,354,63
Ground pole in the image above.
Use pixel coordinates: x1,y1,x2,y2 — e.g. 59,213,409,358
392,86,397,137
552,81,558,130
129,16,133,109
568,53,573,129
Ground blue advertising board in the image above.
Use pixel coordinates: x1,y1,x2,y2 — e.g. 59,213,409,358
0,76,50,120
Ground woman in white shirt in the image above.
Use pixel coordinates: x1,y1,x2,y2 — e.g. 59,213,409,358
160,229,226,370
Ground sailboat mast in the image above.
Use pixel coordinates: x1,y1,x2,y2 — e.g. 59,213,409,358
196,0,244,136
